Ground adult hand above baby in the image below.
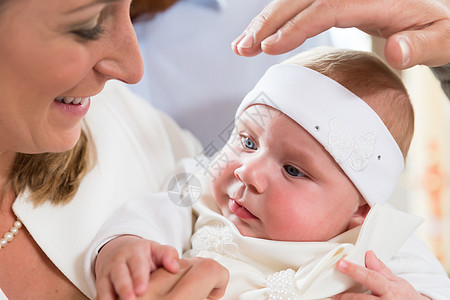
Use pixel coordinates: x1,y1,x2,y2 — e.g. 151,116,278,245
333,250,431,299
232,0,450,70
137,258,229,300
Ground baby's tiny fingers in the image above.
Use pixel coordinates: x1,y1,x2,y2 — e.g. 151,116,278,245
161,246,180,274
95,276,117,300
364,250,395,279
110,264,136,300
127,255,150,295
337,259,388,295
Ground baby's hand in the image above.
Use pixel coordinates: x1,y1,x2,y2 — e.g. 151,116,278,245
334,250,430,299
94,235,179,300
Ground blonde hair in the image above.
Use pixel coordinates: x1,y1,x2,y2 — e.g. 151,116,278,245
284,47,414,158
11,125,96,206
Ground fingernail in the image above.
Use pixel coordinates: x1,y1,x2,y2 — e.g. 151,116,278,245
237,33,254,49
231,32,246,48
337,259,348,271
262,30,280,46
397,36,411,67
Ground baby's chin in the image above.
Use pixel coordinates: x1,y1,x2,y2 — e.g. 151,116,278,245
224,214,269,240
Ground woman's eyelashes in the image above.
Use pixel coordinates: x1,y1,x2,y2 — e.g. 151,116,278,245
283,164,306,178
72,14,105,40
73,24,104,40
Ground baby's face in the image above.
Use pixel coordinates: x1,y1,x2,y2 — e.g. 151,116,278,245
209,105,364,242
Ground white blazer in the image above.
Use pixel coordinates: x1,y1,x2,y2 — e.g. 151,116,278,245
12,81,202,299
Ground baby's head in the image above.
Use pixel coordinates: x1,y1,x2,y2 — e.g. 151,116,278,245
209,48,413,242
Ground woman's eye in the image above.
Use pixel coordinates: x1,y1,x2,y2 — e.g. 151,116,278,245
72,13,105,40
73,24,104,40
284,165,306,177
240,136,257,150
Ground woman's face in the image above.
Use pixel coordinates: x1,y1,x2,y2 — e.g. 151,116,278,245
0,0,143,154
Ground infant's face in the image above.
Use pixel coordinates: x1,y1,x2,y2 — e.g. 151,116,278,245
209,105,363,242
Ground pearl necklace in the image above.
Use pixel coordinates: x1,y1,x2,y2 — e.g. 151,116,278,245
0,220,22,249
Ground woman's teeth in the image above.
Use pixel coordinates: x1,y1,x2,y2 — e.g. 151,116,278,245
55,96,89,105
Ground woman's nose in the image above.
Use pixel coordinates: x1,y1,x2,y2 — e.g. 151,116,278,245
234,158,268,194
93,10,144,84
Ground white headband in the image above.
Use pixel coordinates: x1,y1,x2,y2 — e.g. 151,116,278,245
235,64,404,206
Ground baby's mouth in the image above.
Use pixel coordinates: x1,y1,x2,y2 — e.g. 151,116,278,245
229,199,257,220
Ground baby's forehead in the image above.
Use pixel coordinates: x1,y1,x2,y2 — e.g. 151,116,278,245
236,104,322,152
237,104,303,130
237,104,282,127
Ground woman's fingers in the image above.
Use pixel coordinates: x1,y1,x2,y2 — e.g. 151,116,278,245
138,258,229,300
167,258,229,300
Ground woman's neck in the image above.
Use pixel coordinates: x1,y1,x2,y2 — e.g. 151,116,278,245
0,151,16,208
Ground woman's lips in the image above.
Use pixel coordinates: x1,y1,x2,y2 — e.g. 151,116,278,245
229,199,257,220
54,97,91,119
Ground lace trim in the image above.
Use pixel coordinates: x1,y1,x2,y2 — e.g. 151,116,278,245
191,225,238,258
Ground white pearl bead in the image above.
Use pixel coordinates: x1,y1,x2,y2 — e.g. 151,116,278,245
0,220,22,250
14,220,22,229
10,227,19,235
4,232,13,241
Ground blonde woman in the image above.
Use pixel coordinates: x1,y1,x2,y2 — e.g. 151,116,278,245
0,0,227,299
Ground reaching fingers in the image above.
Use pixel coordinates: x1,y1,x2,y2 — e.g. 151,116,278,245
231,0,314,56
232,0,450,70
261,0,337,55
336,258,390,296
233,0,391,57
385,19,450,69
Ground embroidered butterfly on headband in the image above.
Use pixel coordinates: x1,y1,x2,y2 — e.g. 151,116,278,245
326,119,376,171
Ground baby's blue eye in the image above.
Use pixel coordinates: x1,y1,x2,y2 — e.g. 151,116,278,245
284,165,305,177
241,136,257,150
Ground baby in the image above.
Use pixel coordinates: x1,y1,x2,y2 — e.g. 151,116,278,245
91,48,441,300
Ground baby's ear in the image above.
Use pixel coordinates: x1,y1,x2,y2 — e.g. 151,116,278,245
348,203,370,230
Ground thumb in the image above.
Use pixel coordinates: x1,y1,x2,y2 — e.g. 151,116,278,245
384,21,450,69
152,244,180,274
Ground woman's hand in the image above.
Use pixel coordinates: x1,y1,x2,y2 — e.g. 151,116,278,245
232,0,450,69
137,257,229,300
334,250,431,299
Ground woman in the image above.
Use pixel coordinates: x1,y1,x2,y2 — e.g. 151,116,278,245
0,0,228,298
